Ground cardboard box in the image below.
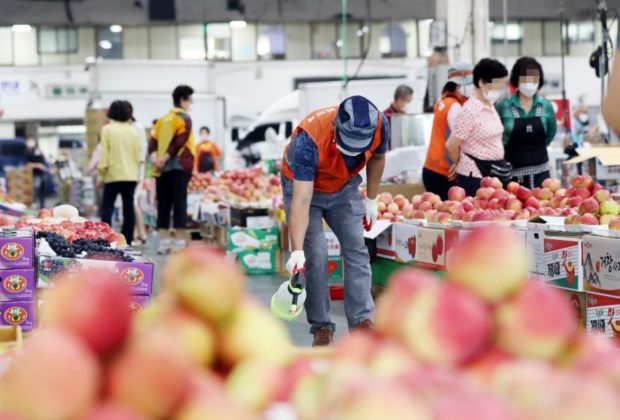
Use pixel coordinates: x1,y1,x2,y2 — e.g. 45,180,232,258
585,292,620,338
542,235,583,291
582,235,620,296
377,182,425,198
564,147,620,181
324,230,341,257
414,226,446,270
230,207,270,228
393,222,418,264
363,220,394,261
0,268,35,301
0,325,23,353
327,256,343,283
37,256,155,296
527,217,565,274
0,228,35,270
203,225,228,249
227,227,280,252
549,286,587,330
0,300,36,332
235,249,280,275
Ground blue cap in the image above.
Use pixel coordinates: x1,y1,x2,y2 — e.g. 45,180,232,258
335,95,380,154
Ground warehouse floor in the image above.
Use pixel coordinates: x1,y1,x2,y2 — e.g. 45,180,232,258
143,234,349,347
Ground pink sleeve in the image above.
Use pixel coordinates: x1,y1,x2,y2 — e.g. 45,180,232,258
452,105,474,140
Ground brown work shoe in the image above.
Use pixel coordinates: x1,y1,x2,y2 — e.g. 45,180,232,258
354,319,375,331
312,327,334,347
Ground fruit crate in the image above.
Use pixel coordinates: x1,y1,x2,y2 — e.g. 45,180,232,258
0,325,22,353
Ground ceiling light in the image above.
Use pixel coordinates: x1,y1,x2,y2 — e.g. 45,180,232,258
229,20,247,29
110,25,123,33
11,25,32,32
99,40,113,50
356,29,364,37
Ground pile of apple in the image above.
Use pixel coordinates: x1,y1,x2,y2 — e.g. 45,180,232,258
560,176,620,228
189,168,282,205
3,228,620,419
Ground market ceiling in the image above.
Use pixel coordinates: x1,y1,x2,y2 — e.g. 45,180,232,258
1,0,618,25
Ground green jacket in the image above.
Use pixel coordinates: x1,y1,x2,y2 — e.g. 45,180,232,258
496,93,557,146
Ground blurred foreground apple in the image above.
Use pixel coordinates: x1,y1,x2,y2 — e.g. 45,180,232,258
448,226,527,302
41,269,131,358
0,330,101,420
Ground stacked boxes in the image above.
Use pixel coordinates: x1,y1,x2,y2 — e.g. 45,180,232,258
0,228,37,332
227,227,281,274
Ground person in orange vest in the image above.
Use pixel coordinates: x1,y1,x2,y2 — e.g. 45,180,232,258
423,63,474,200
281,96,389,346
194,126,222,173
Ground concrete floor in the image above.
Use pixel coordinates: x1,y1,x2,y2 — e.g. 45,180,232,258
142,234,349,347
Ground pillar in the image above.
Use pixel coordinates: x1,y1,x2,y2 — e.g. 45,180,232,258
435,0,490,64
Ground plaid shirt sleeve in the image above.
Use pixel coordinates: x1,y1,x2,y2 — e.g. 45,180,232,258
452,105,475,141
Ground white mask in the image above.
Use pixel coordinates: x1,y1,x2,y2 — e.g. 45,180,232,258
519,83,538,98
484,89,503,104
336,143,363,157
578,114,589,124
26,140,36,149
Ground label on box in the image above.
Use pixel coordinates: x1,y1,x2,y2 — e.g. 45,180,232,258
0,300,36,332
227,227,280,252
129,295,151,316
327,256,343,283
550,286,587,331
393,223,418,264
235,249,278,275
246,216,276,229
415,226,445,270
582,235,620,296
37,256,154,296
586,292,620,338
542,237,582,291
376,227,396,260
527,223,546,274
0,229,35,269
0,268,35,301
324,231,341,257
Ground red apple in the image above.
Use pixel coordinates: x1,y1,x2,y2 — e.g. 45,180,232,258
506,181,520,195
448,186,467,202
513,210,531,220
609,216,620,230
84,402,148,420
572,175,593,190
555,188,567,198
516,186,532,202
580,213,599,225
593,189,612,203
476,187,495,201
566,196,584,208
538,187,554,200
578,198,600,215
523,197,540,209
42,269,132,357
542,178,561,192
569,187,591,200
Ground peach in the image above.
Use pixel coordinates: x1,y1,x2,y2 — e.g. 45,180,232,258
164,244,245,325
580,213,599,225
476,187,495,200
474,199,489,209
380,192,393,204
393,194,407,209
495,282,579,360
610,216,620,230
542,178,561,192
538,187,554,200
516,186,532,202
377,201,387,212
419,201,433,212
448,186,466,202
220,300,292,366
594,189,612,203
578,198,600,215
523,197,540,209
600,199,620,216
108,330,193,419
41,268,131,357
448,226,527,302
0,330,101,420
487,198,501,210
462,200,474,212
387,203,399,214
491,189,510,200
571,175,593,189
506,181,520,194
84,402,148,420
397,283,491,366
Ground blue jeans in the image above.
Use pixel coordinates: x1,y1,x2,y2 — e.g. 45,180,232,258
282,175,374,333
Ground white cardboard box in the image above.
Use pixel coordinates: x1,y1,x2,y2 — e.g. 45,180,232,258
582,235,620,297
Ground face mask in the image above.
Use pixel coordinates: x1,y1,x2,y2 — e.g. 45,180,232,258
519,83,538,98
26,141,35,149
200,134,209,141
578,114,589,124
336,143,363,157
484,88,503,104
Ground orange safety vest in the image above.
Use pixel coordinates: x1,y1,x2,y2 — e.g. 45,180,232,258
282,106,384,194
424,94,466,176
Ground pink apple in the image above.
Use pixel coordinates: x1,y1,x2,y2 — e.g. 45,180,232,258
474,199,489,210
572,175,593,190
569,187,591,200
505,198,523,211
380,192,393,204
506,181,520,195
476,187,495,200
411,210,426,219
578,198,600,215
463,211,477,222
448,186,467,202
513,210,531,220
532,187,542,199
516,186,532,202
462,201,474,212
580,213,599,225
564,214,581,225
393,194,408,209
487,198,501,210
387,203,400,214
542,178,561,192
378,201,387,213
555,188,567,198
593,189,612,204
419,201,433,212
538,188,554,200
491,189,510,200
523,197,540,209
566,196,584,208
609,216,620,230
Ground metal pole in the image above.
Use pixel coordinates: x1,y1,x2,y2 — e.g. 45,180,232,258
341,0,348,97
559,1,569,133
598,0,608,110
503,0,508,64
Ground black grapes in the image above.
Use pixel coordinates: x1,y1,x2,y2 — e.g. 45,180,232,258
36,232,133,262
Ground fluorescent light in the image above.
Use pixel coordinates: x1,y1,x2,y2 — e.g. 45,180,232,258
356,29,364,37
109,25,123,33
11,25,32,32
229,20,247,29
336,39,343,48
85,56,96,64
99,40,113,50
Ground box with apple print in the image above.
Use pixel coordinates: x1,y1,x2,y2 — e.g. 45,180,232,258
582,235,620,297
414,226,446,270
0,300,36,332
0,268,36,301
37,256,154,295
542,236,583,291
393,223,418,264
0,228,35,270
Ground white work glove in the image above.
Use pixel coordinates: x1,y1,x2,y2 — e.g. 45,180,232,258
364,197,379,231
286,250,306,275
